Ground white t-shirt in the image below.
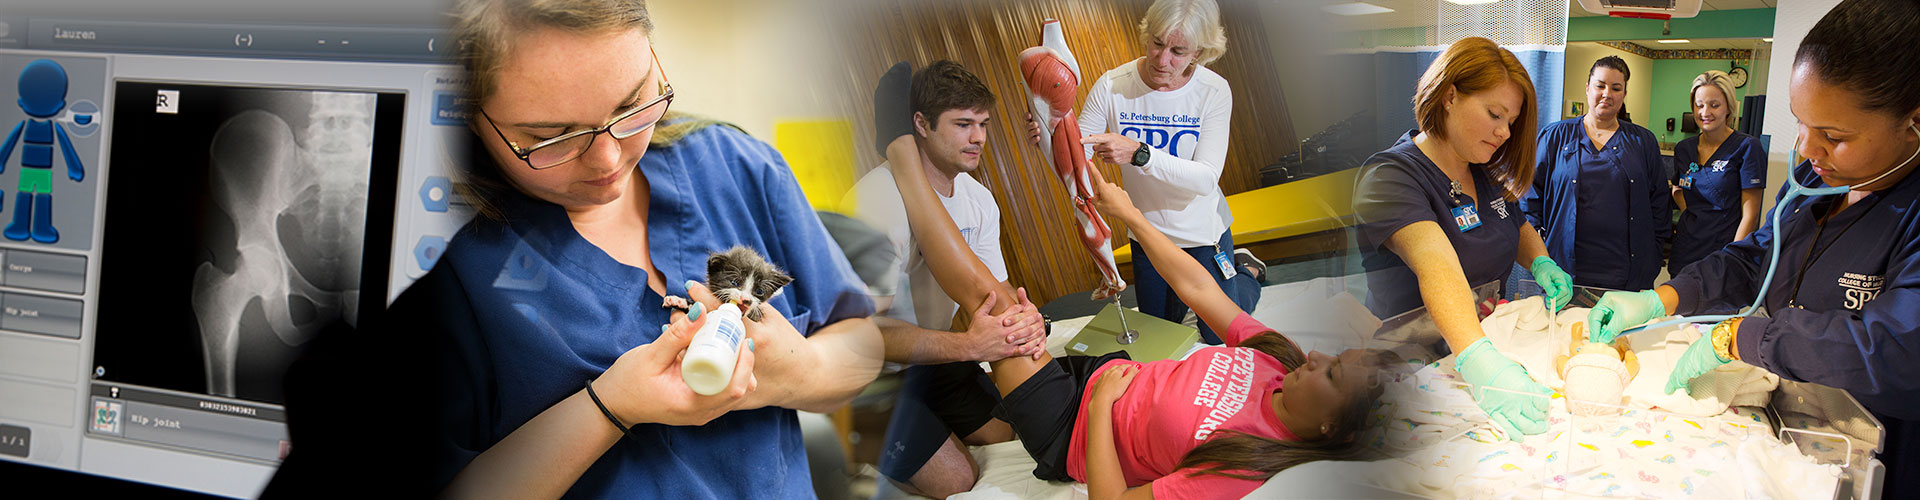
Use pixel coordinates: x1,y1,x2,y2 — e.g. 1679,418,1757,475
1079,61,1233,248
843,164,1008,332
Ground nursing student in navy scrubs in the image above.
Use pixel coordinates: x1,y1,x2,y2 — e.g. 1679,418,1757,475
1356,37,1573,441
1523,56,1672,291
1588,0,1920,495
1669,70,1767,276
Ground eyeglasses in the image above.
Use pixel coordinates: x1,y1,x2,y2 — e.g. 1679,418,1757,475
481,48,674,170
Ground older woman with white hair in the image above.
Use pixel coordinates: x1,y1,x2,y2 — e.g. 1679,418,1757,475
1668,70,1767,276
1034,0,1244,344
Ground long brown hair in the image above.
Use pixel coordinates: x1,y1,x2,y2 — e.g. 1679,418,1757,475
1412,36,1538,202
1173,332,1395,481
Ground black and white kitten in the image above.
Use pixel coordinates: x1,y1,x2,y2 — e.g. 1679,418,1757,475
663,246,793,322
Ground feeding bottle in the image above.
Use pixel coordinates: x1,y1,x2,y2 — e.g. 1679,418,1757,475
681,303,746,396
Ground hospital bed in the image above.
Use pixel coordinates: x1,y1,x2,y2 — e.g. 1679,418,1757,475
1363,284,1885,500
875,278,1885,499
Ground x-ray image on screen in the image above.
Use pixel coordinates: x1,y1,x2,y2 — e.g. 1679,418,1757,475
93,82,399,403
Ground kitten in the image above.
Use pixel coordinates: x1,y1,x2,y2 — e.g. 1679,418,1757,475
663,246,793,322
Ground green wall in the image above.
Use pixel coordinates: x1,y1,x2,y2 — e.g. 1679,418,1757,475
1335,6,1775,145
1568,8,1774,41
1647,59,1751,145
1339,8,1774,49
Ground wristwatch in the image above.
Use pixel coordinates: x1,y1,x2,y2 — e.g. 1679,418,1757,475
1130,143,1151,167
1710,317,1740,362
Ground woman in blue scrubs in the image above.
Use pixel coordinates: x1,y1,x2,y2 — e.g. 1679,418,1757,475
370,2,881,497
1588,0,1920,494
1523,56,1672,291
1356,37,1573,440
1669,70,1767,276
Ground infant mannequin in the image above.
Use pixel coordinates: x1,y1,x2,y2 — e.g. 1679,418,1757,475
1555,323,1639,415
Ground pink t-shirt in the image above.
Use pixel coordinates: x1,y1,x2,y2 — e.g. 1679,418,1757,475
1065,312,1297,499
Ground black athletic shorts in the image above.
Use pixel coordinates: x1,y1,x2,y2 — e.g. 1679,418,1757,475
877,361,1002,482
991,350,1132,482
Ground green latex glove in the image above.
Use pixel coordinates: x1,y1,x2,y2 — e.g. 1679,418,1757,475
1665,334,1732,394
1587,289,1666,344
1455,337,1552,442
1529,256,1573,312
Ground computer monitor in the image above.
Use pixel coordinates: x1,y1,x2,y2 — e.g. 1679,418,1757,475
0,13,471,497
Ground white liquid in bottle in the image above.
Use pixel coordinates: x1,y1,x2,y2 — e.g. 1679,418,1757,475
681,303,745,396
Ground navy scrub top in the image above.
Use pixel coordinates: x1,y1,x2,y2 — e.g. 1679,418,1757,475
406,122,873,498
1357,131,1525,318
1522,118,1671,291
1667,161,1920,497
1669,131,1767,275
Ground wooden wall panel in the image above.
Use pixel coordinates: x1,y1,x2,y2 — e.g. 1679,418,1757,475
827,0,1296,305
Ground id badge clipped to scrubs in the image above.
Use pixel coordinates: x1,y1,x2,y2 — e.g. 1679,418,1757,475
1451,204,1482,232
1213,242,1237,280
1678,162,1699,190
1448,180,1481,232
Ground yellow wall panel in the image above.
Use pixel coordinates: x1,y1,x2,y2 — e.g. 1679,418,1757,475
774,119,859,213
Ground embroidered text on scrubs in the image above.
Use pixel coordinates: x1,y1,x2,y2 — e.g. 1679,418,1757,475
1839,273,1885,310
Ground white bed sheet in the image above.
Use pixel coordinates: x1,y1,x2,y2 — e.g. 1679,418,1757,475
1363,360,1841,499
904,282,1835,500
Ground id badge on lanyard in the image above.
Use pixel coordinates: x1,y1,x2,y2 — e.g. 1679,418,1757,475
1678,162,1699,190
1449,181,1481,232
1213,241,1237,280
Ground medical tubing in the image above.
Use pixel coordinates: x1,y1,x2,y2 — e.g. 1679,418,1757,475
1620,187,1794,334
1843,123,1920,191
1622,125,1920,336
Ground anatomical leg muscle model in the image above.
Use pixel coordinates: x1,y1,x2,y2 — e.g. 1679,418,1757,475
1020,19,1125,300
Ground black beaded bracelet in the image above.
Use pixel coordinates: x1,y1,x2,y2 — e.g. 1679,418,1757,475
585,378,635,439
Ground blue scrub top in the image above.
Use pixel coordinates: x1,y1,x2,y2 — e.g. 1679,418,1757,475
408,121,873,498
1669,131,1767,275
1357,131,1525,318
1667,161,1920,495
1523,118,1671,290
1669,160,1920,418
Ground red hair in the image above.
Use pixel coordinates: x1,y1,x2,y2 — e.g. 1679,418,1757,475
1412,37,1538,201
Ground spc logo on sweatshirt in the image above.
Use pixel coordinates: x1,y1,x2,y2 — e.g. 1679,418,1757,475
1118,111,1201,157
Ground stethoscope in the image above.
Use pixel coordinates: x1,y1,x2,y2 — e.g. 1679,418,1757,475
1618,123,1920,336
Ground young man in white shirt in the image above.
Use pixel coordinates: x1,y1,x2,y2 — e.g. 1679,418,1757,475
845,60,1046,498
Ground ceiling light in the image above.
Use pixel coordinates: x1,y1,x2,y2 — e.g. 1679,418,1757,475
1762,38,1774,43
1323,2,1394,16
1657,39,1690,44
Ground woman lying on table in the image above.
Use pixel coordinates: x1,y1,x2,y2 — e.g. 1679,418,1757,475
882,136,1393,500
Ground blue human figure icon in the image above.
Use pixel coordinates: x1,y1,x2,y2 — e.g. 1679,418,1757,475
0,59,87,244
